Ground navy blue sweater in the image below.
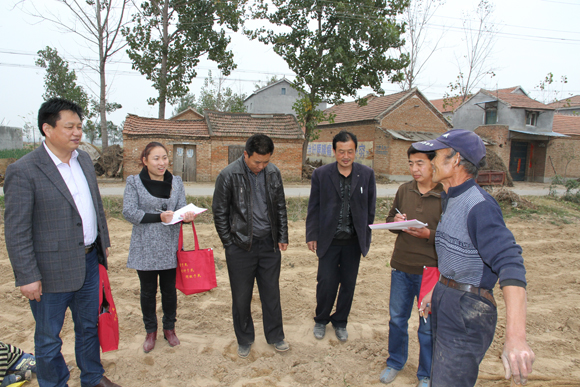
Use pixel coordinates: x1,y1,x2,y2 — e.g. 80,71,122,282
436,179,526,290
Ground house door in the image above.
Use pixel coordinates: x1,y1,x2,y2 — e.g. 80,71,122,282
228,145,245,164
509,141,527,181
173,145,197,182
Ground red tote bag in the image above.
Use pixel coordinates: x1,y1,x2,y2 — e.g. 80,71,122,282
176,222,217,295
98,264,119,352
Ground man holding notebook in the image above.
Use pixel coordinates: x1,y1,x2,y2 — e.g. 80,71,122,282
379,146,443,387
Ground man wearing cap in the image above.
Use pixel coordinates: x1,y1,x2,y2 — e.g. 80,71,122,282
412,129,534,387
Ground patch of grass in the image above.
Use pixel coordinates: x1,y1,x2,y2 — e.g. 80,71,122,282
101,196,124,219
185,196,214,224
375,197,394,222
0,148,33,159
286,197,309,222
499,195,580,224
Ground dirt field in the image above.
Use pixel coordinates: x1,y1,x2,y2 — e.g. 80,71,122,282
2,215,580,387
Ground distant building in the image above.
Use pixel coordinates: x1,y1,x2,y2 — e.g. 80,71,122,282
122,110,304,182
453,86,580,182
0,126,23,150
312,88,452,181
244,78,326,116
547,95,580,116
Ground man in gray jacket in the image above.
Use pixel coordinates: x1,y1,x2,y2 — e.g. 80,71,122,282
212,134,289,358
4,98,120,387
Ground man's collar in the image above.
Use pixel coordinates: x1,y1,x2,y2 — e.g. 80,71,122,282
446,178,476,198
43,141,78,166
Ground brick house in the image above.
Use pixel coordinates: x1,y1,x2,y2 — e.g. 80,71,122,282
453,86,580,182
311,88,452,181
123,114,211,181
547,95,580,116
205,110,304,181
123,110,304,182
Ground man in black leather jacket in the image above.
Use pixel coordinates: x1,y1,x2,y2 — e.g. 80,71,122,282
212,134,289,358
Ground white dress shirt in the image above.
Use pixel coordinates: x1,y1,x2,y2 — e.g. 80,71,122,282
44,142,98,246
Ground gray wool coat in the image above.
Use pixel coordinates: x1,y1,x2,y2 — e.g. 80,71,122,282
122,174,186,271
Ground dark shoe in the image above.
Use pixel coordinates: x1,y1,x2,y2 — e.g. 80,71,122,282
1,371,31,387
163,329,180,347
313,323,326,339
143,332,157,353
93,376,122,387
237,343,252,358
334,326,348,342
379,367,400,384
273,340,290,352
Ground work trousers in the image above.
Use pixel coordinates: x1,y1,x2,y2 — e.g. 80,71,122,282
225,237,285,345
314,242,361,328
137,268,177,333
29,248,103,387
431,282,497,387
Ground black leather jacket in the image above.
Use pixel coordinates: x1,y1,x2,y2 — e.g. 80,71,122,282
212,156,288,251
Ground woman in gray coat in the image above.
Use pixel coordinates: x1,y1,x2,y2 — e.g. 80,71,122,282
122,142,195,353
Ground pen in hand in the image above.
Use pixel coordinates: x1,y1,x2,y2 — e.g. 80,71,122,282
395,208,407,221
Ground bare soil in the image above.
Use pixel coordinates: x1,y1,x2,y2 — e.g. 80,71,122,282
1,217,579,387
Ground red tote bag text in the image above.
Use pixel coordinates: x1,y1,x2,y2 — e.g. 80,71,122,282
176,222,217,295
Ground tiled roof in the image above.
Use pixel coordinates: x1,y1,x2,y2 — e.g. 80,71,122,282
205,111,304,139
547,95,580,109
170,107,204,120
320,90,412,125
123,114,209,137
430,97,462,113
480,86,552,110
552,114,580,136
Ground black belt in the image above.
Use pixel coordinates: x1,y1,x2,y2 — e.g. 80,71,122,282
439,275,496,307
85,243,96,254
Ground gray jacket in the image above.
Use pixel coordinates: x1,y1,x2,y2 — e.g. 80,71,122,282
4,146,110,292
122,174,186,271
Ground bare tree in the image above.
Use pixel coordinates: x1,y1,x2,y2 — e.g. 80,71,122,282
535,72,570,104
398,0,446,90
444,0,497,104
21,0,129,149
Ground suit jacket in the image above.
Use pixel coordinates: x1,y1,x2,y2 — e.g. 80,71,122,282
4,145,110,293
306,162,376,258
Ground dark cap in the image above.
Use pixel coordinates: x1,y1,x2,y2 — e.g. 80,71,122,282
412,129,486,166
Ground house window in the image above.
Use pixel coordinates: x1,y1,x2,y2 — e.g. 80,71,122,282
484,101,497,125
281,87,286,95
526,111,539,126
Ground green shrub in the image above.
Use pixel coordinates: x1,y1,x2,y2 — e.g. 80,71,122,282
0,148,33,159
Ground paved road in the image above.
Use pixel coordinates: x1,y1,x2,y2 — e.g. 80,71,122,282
0,182,565,197
93,182,568,197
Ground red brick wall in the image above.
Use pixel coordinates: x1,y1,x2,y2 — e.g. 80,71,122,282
123,135,212,181
309,96,449,178
546,136,580,179
379,97,449,135
474,125,511,167
210,137,303,182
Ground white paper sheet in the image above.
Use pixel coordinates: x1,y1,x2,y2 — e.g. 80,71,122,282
162,203,207,225
369,219,428,230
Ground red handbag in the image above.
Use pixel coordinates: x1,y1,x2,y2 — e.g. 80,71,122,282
176,222,217,295
98,264,119,352
418,266,440,314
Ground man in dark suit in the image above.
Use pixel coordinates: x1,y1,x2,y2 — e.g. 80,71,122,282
306,130,376,342
4,98,121,387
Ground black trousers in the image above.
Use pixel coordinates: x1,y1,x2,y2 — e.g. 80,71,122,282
137,269,177,333
225,237,285,345
314,242,361,328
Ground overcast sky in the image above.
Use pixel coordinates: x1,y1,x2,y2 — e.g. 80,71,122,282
1,0,579,133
